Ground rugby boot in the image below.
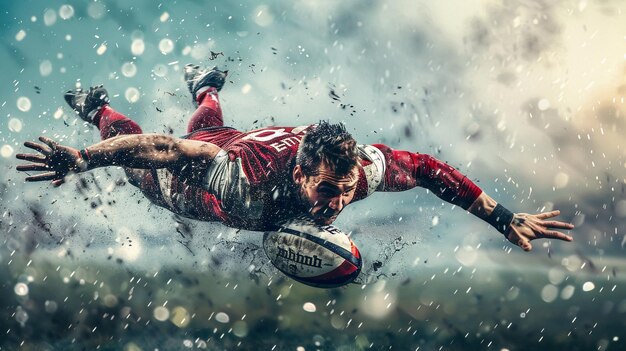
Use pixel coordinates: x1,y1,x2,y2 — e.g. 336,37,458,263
184,64,228,104
64,85,109,124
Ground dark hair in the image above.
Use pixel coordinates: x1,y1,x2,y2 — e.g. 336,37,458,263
296,121,360,176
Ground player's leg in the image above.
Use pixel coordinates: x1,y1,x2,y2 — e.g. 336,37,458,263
64,85,147,187
96,105,143,140
64,85,142,140
183,64,228,133
187,87,223,132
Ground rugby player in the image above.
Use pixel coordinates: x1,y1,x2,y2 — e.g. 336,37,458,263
16,65,574,251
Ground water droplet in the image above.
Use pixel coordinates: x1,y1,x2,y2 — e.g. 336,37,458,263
153,306,169,321
360,289,395,319
88,2,106,19
330,315,345,329
96,43,107,55
582,281,595,292
215,312,230,323
553,172,569,189
103,294,118,307
17,97,31,112
121,62,137,78
232,321,248,337
303,302,317,312
455,245,478,267
1,145,14,158
541,284,558,303
40,60,53,77
131,39,145,56
8,118,23,132
160,12,170,22
44,300,58,313
538,99,550,111
241,83,252,94
562,254,582,272
561,285,575,300
125,87,140,103
14,282,29,296
124,342,142,351
44,9,57,26
313,335,325,346
431,216,439,226
53,107,63,119
548,267,565,285
59,4,74,20
254,5,274,27
170,306,190,327
505,286,520,301
159,38,174,54
15,306,28,326
15,30,26,42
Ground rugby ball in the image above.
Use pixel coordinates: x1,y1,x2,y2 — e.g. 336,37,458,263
263,217,362,288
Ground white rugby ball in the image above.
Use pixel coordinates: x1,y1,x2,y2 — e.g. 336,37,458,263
263,217,362,288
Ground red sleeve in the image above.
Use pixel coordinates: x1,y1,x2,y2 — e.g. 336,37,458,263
373,144,483,210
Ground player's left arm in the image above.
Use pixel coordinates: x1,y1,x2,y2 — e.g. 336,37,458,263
371,144,574,251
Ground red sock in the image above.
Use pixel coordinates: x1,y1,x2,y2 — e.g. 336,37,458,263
96,105,143,140
187,87,224,133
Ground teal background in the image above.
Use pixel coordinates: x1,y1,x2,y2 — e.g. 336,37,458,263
1,1,625,350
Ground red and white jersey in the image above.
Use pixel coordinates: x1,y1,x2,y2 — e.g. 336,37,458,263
139,126,311,230
137,125,482,231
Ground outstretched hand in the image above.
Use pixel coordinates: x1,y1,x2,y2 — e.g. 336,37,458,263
506,210,574,252
16,136,86,187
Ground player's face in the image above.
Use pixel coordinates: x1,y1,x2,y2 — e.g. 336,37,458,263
293,163,359,225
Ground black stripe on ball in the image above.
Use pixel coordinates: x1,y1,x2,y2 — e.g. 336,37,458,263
277,227,361,268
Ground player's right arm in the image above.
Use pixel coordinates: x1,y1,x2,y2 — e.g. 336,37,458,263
16,134,221,186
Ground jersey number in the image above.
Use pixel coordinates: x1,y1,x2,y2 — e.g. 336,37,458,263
241,128,289,142
241,126,308,142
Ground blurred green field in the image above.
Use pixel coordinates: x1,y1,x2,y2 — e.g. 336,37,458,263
1,246,624,351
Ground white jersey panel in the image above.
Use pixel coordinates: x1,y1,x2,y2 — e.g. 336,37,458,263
358,144,386,196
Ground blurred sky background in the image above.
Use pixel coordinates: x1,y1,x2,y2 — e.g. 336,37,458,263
1,0,626,350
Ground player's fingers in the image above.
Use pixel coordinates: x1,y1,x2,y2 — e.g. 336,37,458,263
38,136,58,149
535,210,560,220
542,220,575,229
539,230,573,242
16,163,49,172
508,232,532,252
25,172,58,182
518,237,532,252
23,141,52,155
16,153,46,162
52,179,65,187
